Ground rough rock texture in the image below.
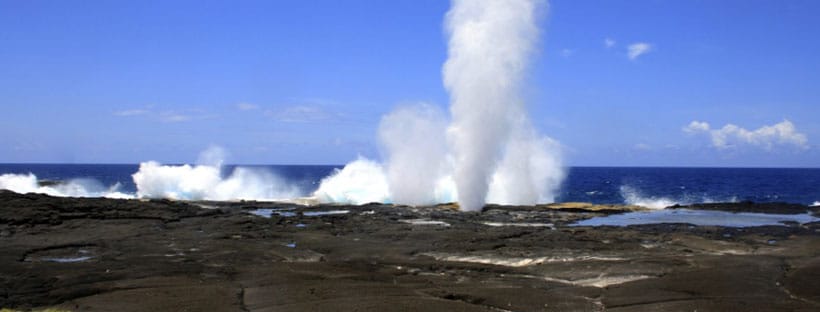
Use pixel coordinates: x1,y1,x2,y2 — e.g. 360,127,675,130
1,190,818,311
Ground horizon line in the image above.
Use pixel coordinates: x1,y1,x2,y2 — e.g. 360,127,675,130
1,162,819,170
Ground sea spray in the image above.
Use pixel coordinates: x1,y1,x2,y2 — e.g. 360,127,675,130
132,147,299,201
0,173,131,199
378,104,449,206
132,162,299,201
619,185,677,209
442,0,560,210
314,0,564,209
487,121,564,205
312,157,389,204
619,185,740,209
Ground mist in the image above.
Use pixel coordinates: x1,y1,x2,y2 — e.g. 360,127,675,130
312,0,564,210
132,146,300,201
379,104,449,206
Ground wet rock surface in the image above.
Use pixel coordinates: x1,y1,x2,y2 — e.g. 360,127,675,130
1,190,819,311
673,201,820,215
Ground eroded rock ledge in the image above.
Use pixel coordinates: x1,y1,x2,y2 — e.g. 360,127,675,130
1,191,818,311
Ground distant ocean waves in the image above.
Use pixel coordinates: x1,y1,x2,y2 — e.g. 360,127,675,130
1,164,819,208
617,185,739,209
0,172,132,199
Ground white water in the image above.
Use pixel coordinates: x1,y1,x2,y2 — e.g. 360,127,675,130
312,158,390,204
131,146,300,201
378,104,449,206
2,1,567,208
619,185,677,209
132,161,300,201
314,0,564,210
619,185,739,209
443,0,562,211
0,173,132,199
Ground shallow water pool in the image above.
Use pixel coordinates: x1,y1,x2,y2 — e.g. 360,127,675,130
571,209,819,227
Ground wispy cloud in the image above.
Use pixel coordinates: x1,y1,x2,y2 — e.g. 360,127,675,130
627,42,653,60
604,37,616,48
159,112,192,123
235,103,258,111
633,143,652,151
113,109,149,117
560,48,574,58
683,120,809,150
113,107,214,123
266,105,341,123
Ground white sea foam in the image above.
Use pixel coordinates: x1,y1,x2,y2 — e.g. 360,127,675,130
619,185,677,209
132,161,299,201
619,185,739,209
0,173,132,199
132,145,300,201
318,0,564,210
312,158,390,205
379,104,449,206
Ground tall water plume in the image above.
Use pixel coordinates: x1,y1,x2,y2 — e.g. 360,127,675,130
378,104,449,206
313,0,564,209
443,0,555,210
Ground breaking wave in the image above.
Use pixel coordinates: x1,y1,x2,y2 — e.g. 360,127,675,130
619,185,739,209
0,173,132,199
132,161,300,201
312,158,390,205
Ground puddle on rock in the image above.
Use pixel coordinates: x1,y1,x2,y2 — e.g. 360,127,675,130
249,209,349,218
248,208,296,218
303,210,349,216
572,209,820,228
24,245,98,263
481,222,554,228
401,219,451,226
421,252,625,267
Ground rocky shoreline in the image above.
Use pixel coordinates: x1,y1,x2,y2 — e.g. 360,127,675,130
1,190,819,311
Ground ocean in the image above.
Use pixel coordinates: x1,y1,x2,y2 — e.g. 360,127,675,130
0,164,818,208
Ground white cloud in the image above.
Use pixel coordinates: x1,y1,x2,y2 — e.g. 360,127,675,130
236,103,258,111
113,107,213,123
627,42,653,60
113,109,149,117
604,38,616,48
683,121,710,134
266,105,339,123
683,120,809,150
634,143,652,151
161,109,216,123
560,48,574,57
160,112,191,123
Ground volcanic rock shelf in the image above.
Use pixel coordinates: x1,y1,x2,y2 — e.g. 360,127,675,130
1,190,819,311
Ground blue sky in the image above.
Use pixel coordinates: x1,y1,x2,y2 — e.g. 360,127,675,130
1,0,818,167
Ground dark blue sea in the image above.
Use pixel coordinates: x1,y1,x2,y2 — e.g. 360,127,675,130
1,164,818,206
